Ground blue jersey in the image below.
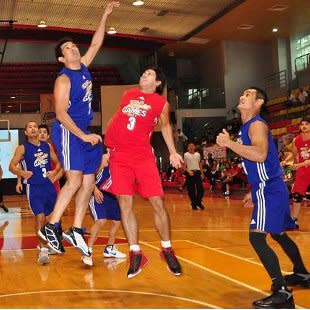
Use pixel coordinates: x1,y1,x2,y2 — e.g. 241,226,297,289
57,63,93,130
95,166,112,192
21,141,53,185
238,115,283,186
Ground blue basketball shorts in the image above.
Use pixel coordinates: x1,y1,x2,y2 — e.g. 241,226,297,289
89,192,121,221
250,178,296,234
26,182,56,216
52,121,102,174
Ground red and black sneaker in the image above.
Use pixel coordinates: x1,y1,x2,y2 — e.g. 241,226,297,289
160,247,182,276
127,250,148,279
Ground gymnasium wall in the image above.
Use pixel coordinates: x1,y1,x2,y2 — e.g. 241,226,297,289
223,40,274,113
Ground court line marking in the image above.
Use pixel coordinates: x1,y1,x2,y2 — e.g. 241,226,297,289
183,240,291,274
140,241,304,309
3,229,310,238
0,289,220,308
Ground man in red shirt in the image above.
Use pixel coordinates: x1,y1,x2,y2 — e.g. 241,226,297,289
105,66,183,278
291,115,310,228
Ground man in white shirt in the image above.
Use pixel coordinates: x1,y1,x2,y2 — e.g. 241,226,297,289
184,143,205,210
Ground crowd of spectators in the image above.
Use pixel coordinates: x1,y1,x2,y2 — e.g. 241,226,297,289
162,129,248,197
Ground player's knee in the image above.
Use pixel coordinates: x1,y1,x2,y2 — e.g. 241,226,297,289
118,196,133,210
149,196,164,212
249,231,267,249
66,175,83,190
292,193,303,203
270,233,288,244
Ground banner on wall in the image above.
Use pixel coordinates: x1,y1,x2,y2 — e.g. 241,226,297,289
203,145,227,160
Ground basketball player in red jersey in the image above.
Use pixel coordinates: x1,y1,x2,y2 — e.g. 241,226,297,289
291,115,310,229
104,66,183,278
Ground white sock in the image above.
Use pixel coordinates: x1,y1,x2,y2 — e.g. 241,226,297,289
161,240,172,248
129,244,140,252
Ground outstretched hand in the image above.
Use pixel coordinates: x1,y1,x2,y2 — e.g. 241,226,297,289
104,1,120,16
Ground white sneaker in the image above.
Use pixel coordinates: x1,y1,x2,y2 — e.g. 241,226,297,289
38,247,50,265
103,245,126,258
62,227,91,256
81,254,93,266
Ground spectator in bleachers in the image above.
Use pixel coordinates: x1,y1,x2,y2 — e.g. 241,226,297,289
207,161,220,193
285,90,298,107
298,87,308,104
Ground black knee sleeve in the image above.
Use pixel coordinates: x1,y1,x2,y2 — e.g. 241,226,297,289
293,193,304,203
249,231,267,250
271,233,308,274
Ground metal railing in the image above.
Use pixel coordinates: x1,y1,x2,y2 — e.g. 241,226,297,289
264,70,288,99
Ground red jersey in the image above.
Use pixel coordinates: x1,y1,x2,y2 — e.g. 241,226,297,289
295,134,310,175
105,88,166,150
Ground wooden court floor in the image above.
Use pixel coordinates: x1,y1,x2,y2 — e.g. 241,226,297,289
0,191,309,308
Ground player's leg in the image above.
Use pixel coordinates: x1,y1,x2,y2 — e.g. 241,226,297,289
81,219,106,266
119,194,147,278
291,173,309,228
39,171,83,254
104,220,126,258
250,183,295,308
62,174,95,256
271,233,310,288
63,143,102,256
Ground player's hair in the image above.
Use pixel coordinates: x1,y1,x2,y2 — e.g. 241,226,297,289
25,121,38,129
144,66,167,95
38,124,50,135
55,37,74,62
248,86,268,104
301,114,310,124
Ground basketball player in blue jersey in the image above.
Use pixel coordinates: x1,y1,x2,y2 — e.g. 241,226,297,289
81,152,126,267
217,87,310,309
9,121,62,265
39,1,120,256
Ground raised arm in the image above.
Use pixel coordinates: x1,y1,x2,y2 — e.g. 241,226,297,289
54,75,102,145
216,121,269,163
159,103,183,168
81,1,120,67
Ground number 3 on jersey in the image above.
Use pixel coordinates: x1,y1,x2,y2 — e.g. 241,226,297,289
127,116,136,131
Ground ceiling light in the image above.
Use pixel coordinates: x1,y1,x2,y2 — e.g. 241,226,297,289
37,20,47,28
272,28,278,32
133,0,144,6
8,105,13,108
107,27,117,35
268,4,288,12
10,96,16,99
237,24,254,30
